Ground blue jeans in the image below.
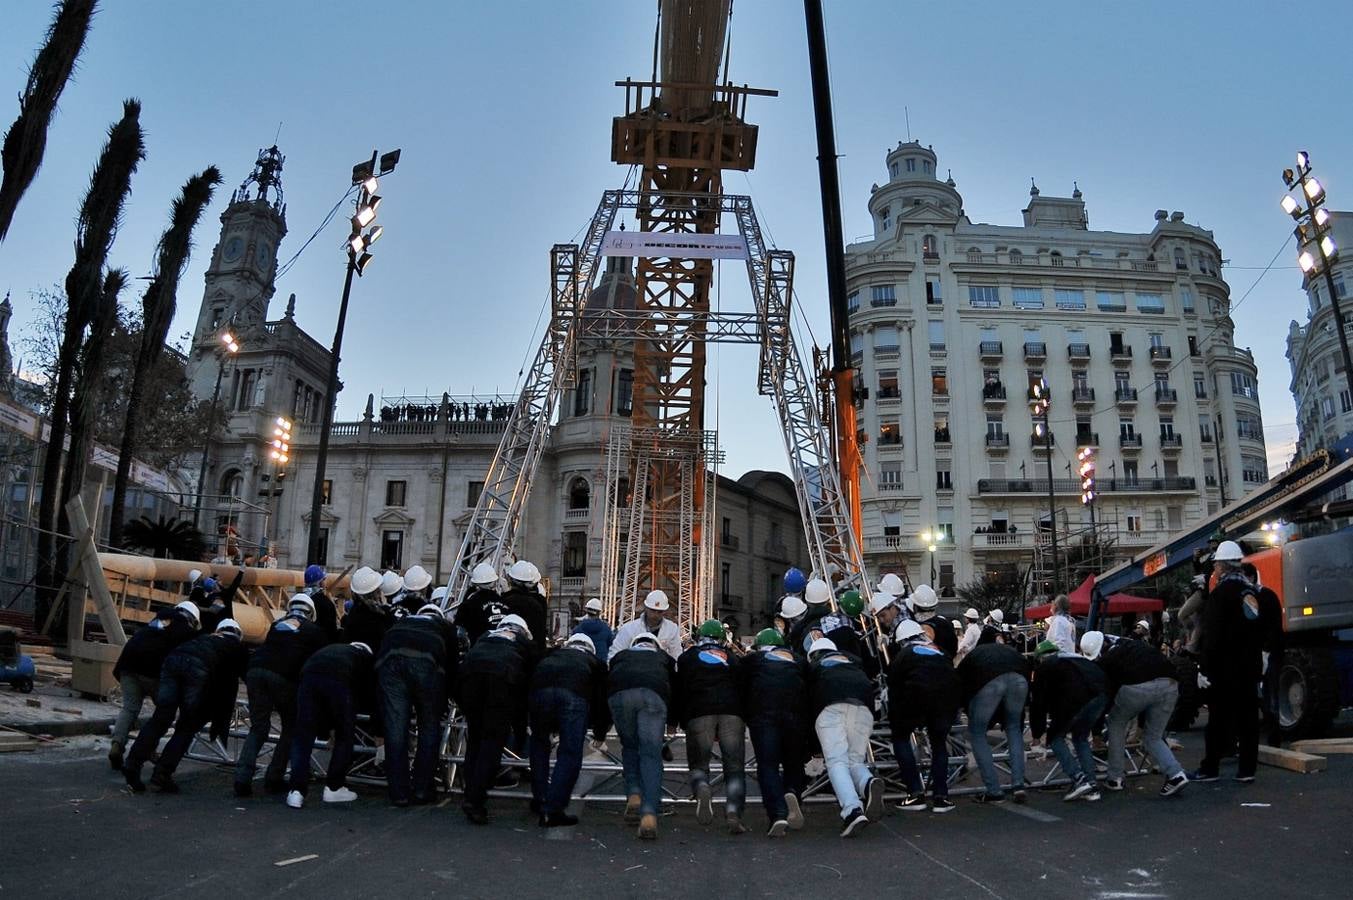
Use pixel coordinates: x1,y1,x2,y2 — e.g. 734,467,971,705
609,688,667,817
235,668,297,786
685,714,747,817
967,672,1028,796
289,673,356,795
125,655,209,775
1106,678,1182,780
460,674,516,809
378,653,446,804
815,702,874,818
112,673,157,749
529,687,590,816
893,708,954,798
747,713,806,823
1049,695,1107,781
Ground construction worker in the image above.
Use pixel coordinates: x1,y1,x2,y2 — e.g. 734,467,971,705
738,628,807,837
457,614,536,824
123,619,247,794
783,567,807,596
674,619,748,834
499,560,549,655
957,637,1030,803
395,565,434,615
285,641,376,808
788,578,835,655
341,566,395,650
1243,562,1286,747
198,570,244,633
817,590,866,660
806,638,882,837
455,562,503,644
1030,634,1108,802
955,607,983,663
528,632,610,827
610,590,682,661
377,604,459,806
979,609,1005,645
234,594,328,797
1130,619,1152,641
108,599,200,771
608,631,676,840
875,572,906,596
778,594,808,642
910,585,956,658
1046,594,1077,654
1194,540,1264,784
572,597,614,660
379,570,405,613
302,564,339,640
1097,632,1188,796
888,619,961,813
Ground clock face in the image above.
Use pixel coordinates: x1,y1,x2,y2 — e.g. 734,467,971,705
222,236,244,263
256,242,273,269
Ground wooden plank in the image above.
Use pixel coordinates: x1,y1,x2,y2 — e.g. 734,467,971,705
1291,738,1353,756
1257,745,1327,773
64,495,126,646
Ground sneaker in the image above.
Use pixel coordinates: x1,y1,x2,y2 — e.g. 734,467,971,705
1234,774,1255,784
1103,777,1125,792
1160,773,1188,797
695,782,714,825
726,813,748,835
322,786,358,803
973,792,1006,804
865,777,885,821
896,794,928,812
1083,790,1102,802
1188,769,1219,783
784,793,804,830
624,794,642,824
840,808,870,838
637,813,658,840
107,742,124,771
150,770,180,794
930,797,956,814
233,781,253,798
122,765,146,794
768,819,789,838
1064,775,1095,802
1012,786,1029,804
286,790,304,809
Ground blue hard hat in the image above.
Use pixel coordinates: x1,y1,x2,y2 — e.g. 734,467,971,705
304,564,325,586
201,577,220,593
784,568,807,594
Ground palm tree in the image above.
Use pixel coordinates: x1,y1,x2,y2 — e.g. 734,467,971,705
0,0,98,242
108,166,222,549
34,99,144,627
121,515,207,561
62,268,127,514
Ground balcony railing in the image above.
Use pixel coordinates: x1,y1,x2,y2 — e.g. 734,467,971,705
934,429,952,444
1155,388,1178,405
876,387,901,400
1150,346,1173,363
974,532,1033,550
1023,341,1047,359
1114,388,1139,404
879,433,903,446
764,541,792,561
1074,431,1100,446
564,507,590,521
1071,387,1096,405
865,535,904,551
1160,434,1183,450
720,534,740,550
1110,345,1133,362
1067,342,1091,360
1120,433,1143,449
874,344,900,356
871,296,897,308
982,384,1008,403
977,476,1195,494
1031,432,1056,447
985,433,1010,449
979,341,1004,357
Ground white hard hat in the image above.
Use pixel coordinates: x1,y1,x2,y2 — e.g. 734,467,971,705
187,568,203,584
877,573,906,595
403,565,432,592
498,613,533,640
910,584,938,611
964,607,980,621
987,609,1005,625
804,579,832,605
808,637,838,656
215,618,243,640
644,590,670,612
350,566,382,596
951,619,963,631
507,559,541,585
380,571,404,598
470,562,498,586
430,586,448,603
175,600,201,626
287,594,316,620
868,593,899,616
585,598,604,613
537,582,547,598
1135,619,1151,631
351,641,373,655
1214,540,1244,562
780,595,807,619
1161,610,1171,624
565,633,596,654
417,604,445,618
631,632,660,649
893,619,924,643
1080,630,1105,661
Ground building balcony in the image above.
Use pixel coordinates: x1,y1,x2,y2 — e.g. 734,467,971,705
1031,431,1056,450
1071,387,1096,407
879,481,904,492
1115,388,1139,407
1160,434,1183,453
1067,342,1091,361
1110,345,1134,366
876,387,901,406
1150,346,1173,366
982,384,1008,407
1200,429,1214,444
720,533,740,550
1023,341,1047,361
1074,431,1100,447
1120,433,1143,452
934,428,952,445
1155,387,1178,408
564,507,590,521
870,296,897,308
874,344,900,357
559,576,585,593
976,476,1196,495
973,531,1033,551
985,433,1010,452
865,534,904,552
979,341,1004,361
764,541,792,562
878,433,904,449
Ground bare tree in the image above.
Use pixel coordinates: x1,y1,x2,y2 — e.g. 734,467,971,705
0,0,97,242
62,268,126,512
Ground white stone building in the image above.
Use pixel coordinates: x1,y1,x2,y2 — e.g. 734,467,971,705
845,141,1267,595
1286,212,1353,460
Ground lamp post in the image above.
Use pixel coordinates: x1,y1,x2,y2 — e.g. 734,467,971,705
306,148,400,564
1030,379,1060,596
919,528,943,585
265,416,292,553
193,330,240,529
1282,152,1353,404
1078,444,1097,533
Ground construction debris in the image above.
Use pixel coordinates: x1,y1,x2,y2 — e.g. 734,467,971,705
1257,745,1326,774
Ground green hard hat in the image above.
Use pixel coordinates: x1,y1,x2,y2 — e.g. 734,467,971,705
698,619,725,639
1034,640,1060,657
755,627,785,647
838,590,864,617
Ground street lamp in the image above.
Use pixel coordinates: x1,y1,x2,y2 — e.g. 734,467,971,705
265,416,292,553
1030,378,1060,596
1282,151,1353,405
193,329,240,528
919,528,944,584
307,148,401,564
1078,444,1097,533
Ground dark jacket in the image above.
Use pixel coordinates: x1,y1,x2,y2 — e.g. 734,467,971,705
673,640,742,722
806,649,874,714
457,632,534,704
1097,637,1176,706
378,612,459,697
607,645,677,718
572,615,614,661
341,598,395,652
1202,571,1264,683
530,646,611,738
306,587,339,641
789,606,831,657
887,640,961,721
300,643,377,713
956,643,1029,706
455,587,502,644
197,571,244,633
918,614,958,658
977,624,1002,646
738,646,808,724
1256,586,1285,659
818,612,866,662
167,632,249,739
499,586,549,655
250,614,330,683
1029,655,1106,739
113,609,198,680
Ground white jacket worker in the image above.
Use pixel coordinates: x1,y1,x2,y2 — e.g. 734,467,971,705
1046,594,1077,655
609,590,683,661
955,608,982,663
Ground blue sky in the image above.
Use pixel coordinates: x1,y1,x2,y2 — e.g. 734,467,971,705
2,0,1350,478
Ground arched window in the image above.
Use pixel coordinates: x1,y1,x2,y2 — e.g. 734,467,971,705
220,470,243,500
568,476,590,510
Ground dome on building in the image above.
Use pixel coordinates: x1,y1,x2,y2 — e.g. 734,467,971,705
584,255,638,313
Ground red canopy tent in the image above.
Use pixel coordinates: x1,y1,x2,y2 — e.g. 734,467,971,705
1024,575,1163,621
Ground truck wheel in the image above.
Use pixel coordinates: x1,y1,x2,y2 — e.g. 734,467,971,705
1276,648,1340,740
1169,655,1202,731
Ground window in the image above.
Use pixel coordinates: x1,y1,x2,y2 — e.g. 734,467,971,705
237,369,255,411
1009,248,1024,264
1322,397,1336,421
1119,418,1136,438
889,162,898,178
574,367,593,416
1096,291,1126,311
1115,371,1131,392
923,160,933,174
1341,389,1352,413
380,530,405,570
931,367,948,395
936,468,953,491
1136,292,1165,314
969,285,1000,308
925,277,942,304
315,528,329,567
850,332,863,359
1236,415,1262,441
1109,331,1126,352
1194,374,1207,398
934,414,950,443
1242,455,1268,484
1124,461,1139,484
385,480,407,507
721,517,732,545
1198,413,1213,441
1154,509,1166,531
616,368,633,416
568,476,590,509
1013,286,1043,309
879,207,891,232
1072,370,1089,390
1336,275,1347,298
1188,335,1199,357
466,480,484,508
879,419,902,446
880,462,902,489
1159,416,1176,439
937,522,954,542
871,284,897,306
928,320,945,351
877,370,899,399
883,510,902,538
320,479,333,505
721,562,731,599
1154,373,1171,393
210,307,224,329
563,531,587,577
846,290,859,312
1231,371,1257,399
1174,248,1188,270
1181,287,1195,312
986,415,1005,438
874,325,899,354
906,157,916,172
923,235,938,258
1056,289,1087,310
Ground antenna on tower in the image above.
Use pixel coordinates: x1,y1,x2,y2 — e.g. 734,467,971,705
274,121,283,145
904,106,911,141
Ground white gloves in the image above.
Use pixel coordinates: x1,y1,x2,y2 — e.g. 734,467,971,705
1197,672,1211,690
